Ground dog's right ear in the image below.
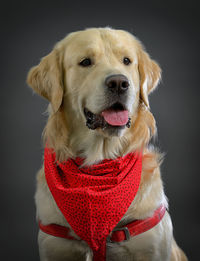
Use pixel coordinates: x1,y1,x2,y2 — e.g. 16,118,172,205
27,49,64,113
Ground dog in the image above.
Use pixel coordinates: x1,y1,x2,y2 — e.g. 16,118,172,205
27,28,188,261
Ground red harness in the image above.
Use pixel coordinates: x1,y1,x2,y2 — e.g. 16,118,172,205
40,147,166,260
39,205,166,260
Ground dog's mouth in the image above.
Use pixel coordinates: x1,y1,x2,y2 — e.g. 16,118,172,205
84,102,131,130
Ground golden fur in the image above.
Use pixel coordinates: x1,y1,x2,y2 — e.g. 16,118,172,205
27,28,187,261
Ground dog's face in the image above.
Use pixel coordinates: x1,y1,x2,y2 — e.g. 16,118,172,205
27,28,161,139
63,28,142,137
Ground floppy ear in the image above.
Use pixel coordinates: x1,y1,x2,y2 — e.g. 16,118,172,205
27,49,64,113
138,49,161,108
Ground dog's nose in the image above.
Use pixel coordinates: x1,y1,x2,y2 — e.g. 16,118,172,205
105,74,129,94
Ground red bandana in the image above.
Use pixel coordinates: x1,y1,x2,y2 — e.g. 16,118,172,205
44,147,142,260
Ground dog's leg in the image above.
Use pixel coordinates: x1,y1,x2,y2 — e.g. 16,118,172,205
38,230,92,261
170,238,188,261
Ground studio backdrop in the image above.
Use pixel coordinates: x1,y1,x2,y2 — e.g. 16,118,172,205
1,0,199,260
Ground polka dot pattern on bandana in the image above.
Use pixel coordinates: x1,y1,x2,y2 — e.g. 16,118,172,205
44,146,142,260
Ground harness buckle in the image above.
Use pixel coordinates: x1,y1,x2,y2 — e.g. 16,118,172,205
107,226,130,243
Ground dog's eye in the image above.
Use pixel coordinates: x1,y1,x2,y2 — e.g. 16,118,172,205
123,57,131,65
79,58,92,67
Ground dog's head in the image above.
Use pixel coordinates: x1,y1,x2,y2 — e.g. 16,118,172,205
27,28,161,161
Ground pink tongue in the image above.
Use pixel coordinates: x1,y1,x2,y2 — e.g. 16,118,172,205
101,110,129,126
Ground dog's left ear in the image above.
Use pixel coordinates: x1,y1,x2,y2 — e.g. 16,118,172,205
27,48,64,113
138,49,161,108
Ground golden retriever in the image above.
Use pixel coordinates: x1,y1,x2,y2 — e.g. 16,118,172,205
27,27,187,261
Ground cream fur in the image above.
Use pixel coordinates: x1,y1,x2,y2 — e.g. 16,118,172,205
27,28,187,261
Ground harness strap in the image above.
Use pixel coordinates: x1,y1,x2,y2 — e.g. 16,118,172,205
39,222,76,241
39,204,166,260
108,204,166,243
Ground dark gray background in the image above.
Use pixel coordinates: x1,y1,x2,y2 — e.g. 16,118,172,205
1,0,199,260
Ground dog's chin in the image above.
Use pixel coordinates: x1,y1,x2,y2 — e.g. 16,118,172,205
98,125,127,137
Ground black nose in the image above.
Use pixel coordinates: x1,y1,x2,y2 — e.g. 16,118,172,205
105,74,129,94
